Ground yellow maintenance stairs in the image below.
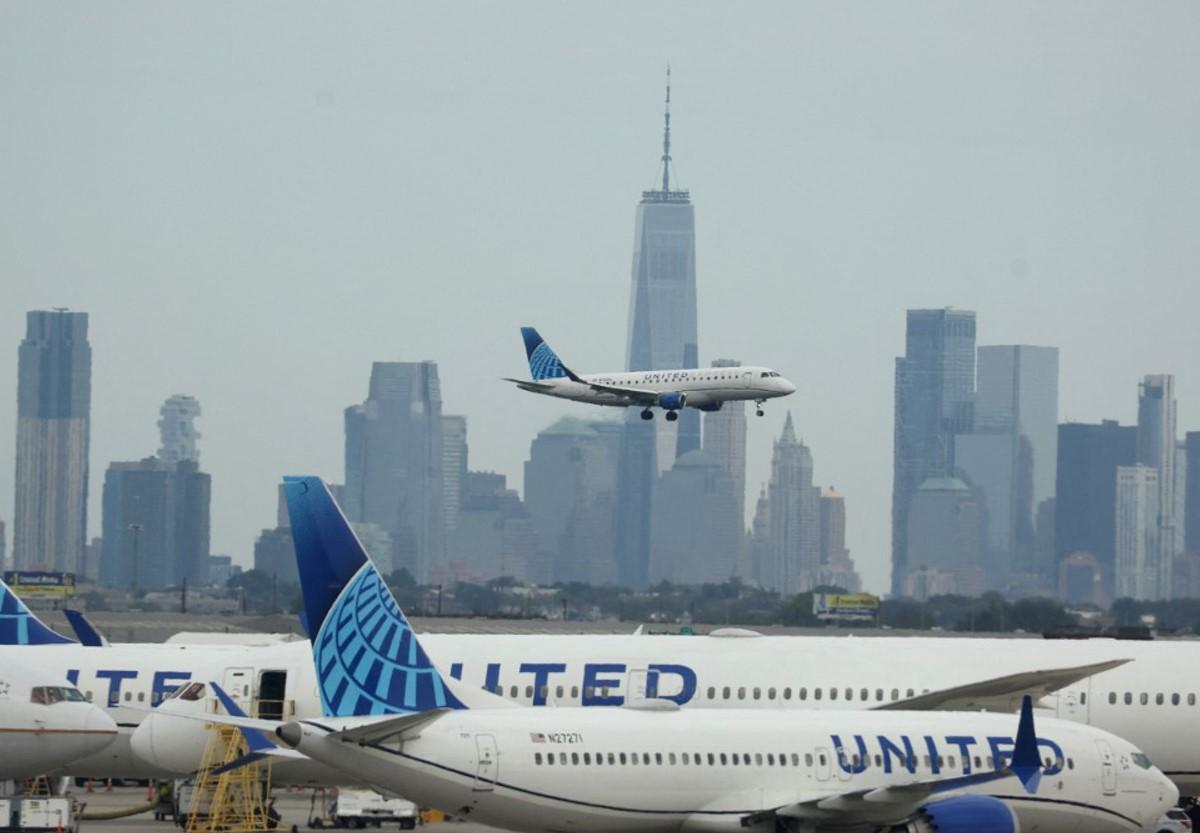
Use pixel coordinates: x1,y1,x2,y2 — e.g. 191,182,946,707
183,699,284,833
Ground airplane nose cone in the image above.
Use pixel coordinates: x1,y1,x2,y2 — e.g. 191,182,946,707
129,713,157,766
85,705,118,755
781,379,797,395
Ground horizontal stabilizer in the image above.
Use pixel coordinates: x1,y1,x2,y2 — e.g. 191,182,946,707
872,658,1130,713
335,709,450,744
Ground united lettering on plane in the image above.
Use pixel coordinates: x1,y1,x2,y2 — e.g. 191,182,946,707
829,733,1066,776
73,661,700,709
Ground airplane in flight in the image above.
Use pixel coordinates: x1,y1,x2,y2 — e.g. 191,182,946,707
0,664,118,778
505,327,795,419
149,477,1177,833
4,481,1200,791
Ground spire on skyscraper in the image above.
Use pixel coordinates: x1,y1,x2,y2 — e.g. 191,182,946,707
661,64,672,194
780,412,797,445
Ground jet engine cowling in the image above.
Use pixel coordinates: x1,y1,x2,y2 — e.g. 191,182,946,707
657,392,687,410
901,796,1018,833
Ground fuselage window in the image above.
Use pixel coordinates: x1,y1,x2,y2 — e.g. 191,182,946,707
509,685,518,698
137,692,145,702
539,686,547,700
1140,693,1149,705
707,753,715,765
875,754,883,767
799,687,807,701
1109,692,1117,705
1156,693,1164,705
719,753,728,766
535,753,543,765
753,687,761,700
583,753,591,765
783,687,792,699
804,753,813,767
767,754,775,765
1190,694,1197,706
619,753,627,764
608,753,615,765
845,688,853,700
815,753,824,767
731,754,739,767
571,753,579,765
860,688,868,701
830,688,837,701
1080,692,1087,705
643,753,651,765
906,689,915,698
546,754,554,766
1172,693,1180,706
891,688,900,700
706,686,716,700
974,756,982,769
556,686,564,699
722,686,731,700
768,687,776,700
559,753,567,765
738,686,746,700
1125,692,1133,705
755,753,763,765
124,691,132,702
875,689,884,701
813,688,821,701
1067,758,1074,770
947,756,955,769
655,753,663,765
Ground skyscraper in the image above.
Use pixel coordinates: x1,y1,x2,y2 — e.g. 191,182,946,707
955,345,1058,591
1187,432,1200,557
1054,420,1136,601
1115,464,1160,600
650,450,740,585
702,359,747,545
344,361,446,582
1137,375,1177,596
157,395,202,464
13,310,92,573
904,477,985,598
615,72,700,588
817,488,861,592
442,415,468,535
764,413,820,593
892,309,976,595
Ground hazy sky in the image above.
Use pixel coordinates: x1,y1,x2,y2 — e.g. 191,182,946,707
2,3,1197,594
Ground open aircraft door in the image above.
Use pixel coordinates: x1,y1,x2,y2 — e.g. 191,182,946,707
1095,740,1118,795
473,734,498,791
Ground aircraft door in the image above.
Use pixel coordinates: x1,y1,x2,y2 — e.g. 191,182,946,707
627,669,648,700
473,734,499,791
741,370,753,388
814,747,832,782
221,668,254,715
1056,684,1089,724
1095,740,1117,795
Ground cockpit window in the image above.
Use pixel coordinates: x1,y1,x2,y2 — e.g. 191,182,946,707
761,372,769,378
1131,752,1153,770
30,686,86,705
170,682,206,701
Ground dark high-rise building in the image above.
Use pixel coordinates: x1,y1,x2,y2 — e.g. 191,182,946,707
99,458,210,590
650,450,740,585
1055,420,1136,600
1187,432,1200,556
13,310,92,573
891,309,976,595
615,73,700,587
344,361,445,582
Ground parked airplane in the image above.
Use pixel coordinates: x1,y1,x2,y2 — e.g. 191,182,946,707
3,479,1200,790
150,478,1177,833
504,327,795,419
0,664,118,778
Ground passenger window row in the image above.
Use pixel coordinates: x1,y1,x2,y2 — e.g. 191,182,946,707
532,750,1073,772
703,686,926,703
1110,691,1197,706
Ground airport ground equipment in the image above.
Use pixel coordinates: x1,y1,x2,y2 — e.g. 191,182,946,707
0,797,77,833
308,789,417,830
183,722,274,833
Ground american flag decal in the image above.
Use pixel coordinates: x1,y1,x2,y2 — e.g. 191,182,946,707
530,732,546,743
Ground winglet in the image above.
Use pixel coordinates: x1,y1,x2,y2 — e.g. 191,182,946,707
209,681,278,757
64,609,109,647
1010,695,1042,793
0,577,75,645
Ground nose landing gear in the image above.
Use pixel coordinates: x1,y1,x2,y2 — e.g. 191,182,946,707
640,409,654,421
755,400,765,417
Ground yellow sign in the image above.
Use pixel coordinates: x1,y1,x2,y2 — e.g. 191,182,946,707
3,571,76,598
813,593,879,619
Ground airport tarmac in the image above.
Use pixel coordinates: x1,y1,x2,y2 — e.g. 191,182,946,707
75,787,499,833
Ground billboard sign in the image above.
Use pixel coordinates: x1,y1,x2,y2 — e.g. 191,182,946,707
813,592,879,622
3,571,76,598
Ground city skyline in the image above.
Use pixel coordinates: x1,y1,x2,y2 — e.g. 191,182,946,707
3,3,1197,594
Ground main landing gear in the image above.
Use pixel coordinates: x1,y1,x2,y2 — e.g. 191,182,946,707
641,409,654,420
665,411,679,422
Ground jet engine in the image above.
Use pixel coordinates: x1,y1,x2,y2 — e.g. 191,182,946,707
657,392,686,410
901,796,1017,833
696,401,723,412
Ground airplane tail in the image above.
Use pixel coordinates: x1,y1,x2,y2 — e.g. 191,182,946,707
521,327,570,381
283,476,468,716
0,577,75,645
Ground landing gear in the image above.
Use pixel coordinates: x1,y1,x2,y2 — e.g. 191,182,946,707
665,410,679,422
640,409,654,421
755,400,765,417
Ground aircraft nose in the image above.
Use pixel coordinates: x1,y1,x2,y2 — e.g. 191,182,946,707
85,705,118,755
780,378,797,395
129,713,156,766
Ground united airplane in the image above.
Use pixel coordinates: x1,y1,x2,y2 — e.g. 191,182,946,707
505,327,795,419
152,477,1177,833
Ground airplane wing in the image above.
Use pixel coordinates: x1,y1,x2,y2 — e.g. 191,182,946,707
578,380,659,403
871,658,1130,713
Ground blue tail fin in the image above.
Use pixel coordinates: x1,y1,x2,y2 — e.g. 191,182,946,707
1010,695,1043,793
0,578,74,645
283,476,464,717
520,327,569,381
64,609,108,647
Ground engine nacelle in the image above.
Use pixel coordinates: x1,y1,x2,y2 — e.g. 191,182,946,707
902,796,1018,833
657,392,687,411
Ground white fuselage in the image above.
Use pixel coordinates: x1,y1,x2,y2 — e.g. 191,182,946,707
520,366,795,409
0,666,118,779
12,632,1200,792
284,706,1175,833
